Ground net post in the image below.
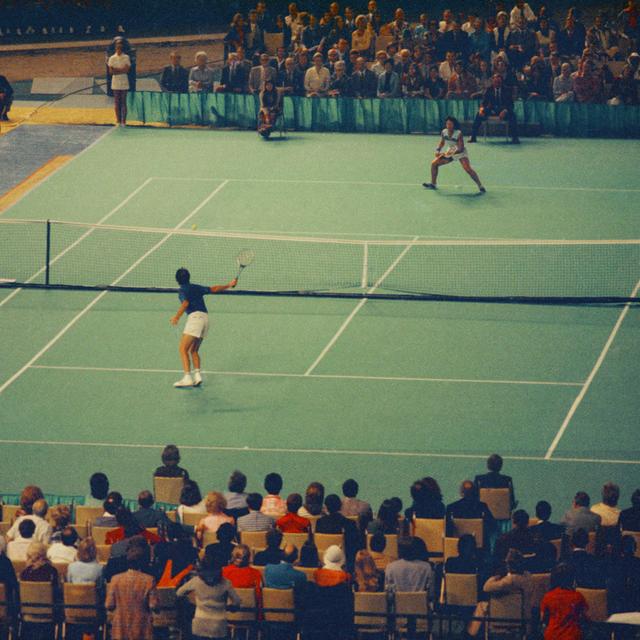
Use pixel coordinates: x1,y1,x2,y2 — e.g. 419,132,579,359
45,219,51,286
361,242,369,289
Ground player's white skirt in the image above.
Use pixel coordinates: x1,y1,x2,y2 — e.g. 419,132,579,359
447,148,469,161
184,311,209,339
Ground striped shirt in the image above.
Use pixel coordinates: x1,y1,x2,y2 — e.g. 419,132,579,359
237,511,275,532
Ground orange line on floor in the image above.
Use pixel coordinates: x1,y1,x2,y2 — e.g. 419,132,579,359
0,155,73,213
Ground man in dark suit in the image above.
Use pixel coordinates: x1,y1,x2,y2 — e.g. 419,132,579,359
160,52,189,93
316,494,360,568
270,46,288,76
216,53,247,93
470,74,519,143
0,73,14,121
446,480,495,547
567,529,605,588
474,453,516,510
440,22,470,59
349,56,378,98
529,500,565,541
277,57,305,96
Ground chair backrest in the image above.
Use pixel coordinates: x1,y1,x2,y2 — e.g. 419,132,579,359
90,526,115,545
46,504,71,525
413,518,445,556
20,581,55,623
264,32,284,55
314,533,344,553
395,591,429,632
443,537,459,563
153,477,184,506
1,505,20,524
52,562,69,583
487,590,524,633
63,582,100,625
281,532,308,550
576,588,608,622
479,488,512,521
444,573,478,607
152,587,178,628
263,587,295,623
228,587,257,623
530,573,551,609
0,583,7,621
202,530,218,547
165,510,177,523
181,511,204,527
297,566,316,582
354,591,388,629
366,534,398,560
622,531,640,558
240,530,268,552
96,544,111,564
74,506,103,527
452,518,484,548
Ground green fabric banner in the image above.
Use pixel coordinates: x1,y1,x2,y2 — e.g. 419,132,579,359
128,91,640,138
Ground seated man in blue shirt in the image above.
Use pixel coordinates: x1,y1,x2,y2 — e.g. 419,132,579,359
264,544,307,590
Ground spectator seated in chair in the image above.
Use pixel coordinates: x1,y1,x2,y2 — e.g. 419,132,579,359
258,80,282,138
529,500,565,541
253,529,284,567
216,52,247,94
223,543,264,591
277,493,311,533
469,74,520,144
46,526,78,564
237,493,275,532
133,490,169,530
264,543,307,590
203,522,237,567
620,488,640,531
385,536,434,594
561,491,601,535
341,478,373,520
160,52,189,93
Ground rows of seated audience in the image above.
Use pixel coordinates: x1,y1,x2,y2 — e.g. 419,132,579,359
156,0,640,106
1,445,639,638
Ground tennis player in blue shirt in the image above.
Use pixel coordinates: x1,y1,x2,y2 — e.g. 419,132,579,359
170,267,237,388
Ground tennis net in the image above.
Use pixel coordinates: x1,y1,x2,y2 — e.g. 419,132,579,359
1,218,639,303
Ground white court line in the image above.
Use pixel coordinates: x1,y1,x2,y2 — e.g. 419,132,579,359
304,236,419,376
151,176,640,194
0,177,154,309
0,437,637,465
545,277,640,460
0,181,229,395
28,364,583,387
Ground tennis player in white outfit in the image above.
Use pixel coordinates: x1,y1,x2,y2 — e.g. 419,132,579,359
423,116,485,193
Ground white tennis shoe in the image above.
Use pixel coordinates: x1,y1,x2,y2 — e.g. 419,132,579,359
193,371,202,387
174,374,194,388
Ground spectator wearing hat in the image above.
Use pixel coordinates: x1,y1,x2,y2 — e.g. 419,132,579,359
315,545,351,587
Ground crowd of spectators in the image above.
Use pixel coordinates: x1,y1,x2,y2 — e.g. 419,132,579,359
152,0,640,108
1,445,639,638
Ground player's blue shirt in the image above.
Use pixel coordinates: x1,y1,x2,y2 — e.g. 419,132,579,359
178,283,209,314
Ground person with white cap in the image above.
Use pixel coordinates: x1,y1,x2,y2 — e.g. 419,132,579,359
314,545,351,587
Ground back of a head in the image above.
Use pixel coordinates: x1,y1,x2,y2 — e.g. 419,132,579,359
266,528,283,549
104,491,123,515
602,482,620,507
457,533,477,558
622,534,637,556
300,540,319,567
411,536,429,562
487,453,503,473
398,536,415,561
77,537,97,563
19,518,36,540
342,479,359,498
410,480,424,502
571,528,589,549
217,522,236,544
505,549,524,574
264,472,283,496
126,536,150,570
20,485,44,513
206,491,227,514
247,492,263,512
228,470,248,494
421,477,443,502
138,490,154,509
161,444,181,467
26,541,48,567
574,492,590,508
50,504,71,529
369,531,386,553
282,544,298,564
460,480,476,500
199,553,224,586
550,563,575,590
32,499,48,518
181,480,202,507
535,500,552,522
61,526,79,548
512,509,529,529
325,494,342,514
90,472,109,500
286,493,303,514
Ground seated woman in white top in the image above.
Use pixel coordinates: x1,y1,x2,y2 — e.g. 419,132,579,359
177,480,207,523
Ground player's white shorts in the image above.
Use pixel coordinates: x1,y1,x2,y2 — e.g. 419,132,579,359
184,311,209,339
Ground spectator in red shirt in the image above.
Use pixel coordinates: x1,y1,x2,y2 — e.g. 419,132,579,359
276,494,311,533
222,543,263,609
540,563,589,640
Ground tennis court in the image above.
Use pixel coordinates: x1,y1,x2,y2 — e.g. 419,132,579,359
0,126,639,515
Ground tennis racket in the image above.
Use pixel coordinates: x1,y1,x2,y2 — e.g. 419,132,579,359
235,249,255,281
443,146,459,158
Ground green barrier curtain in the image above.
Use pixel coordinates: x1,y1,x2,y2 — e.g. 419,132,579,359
128,92,640,138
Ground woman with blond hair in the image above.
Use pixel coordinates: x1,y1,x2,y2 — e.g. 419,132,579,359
354,550,383,592
48,504,72,543
20,542,58,584
222,543,263,604
68,537,103,584
196,492,235,542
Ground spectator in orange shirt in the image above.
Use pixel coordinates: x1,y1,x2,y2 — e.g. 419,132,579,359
540,563,588,639
222,543,262,606
314,545,351,587
276,494,311,533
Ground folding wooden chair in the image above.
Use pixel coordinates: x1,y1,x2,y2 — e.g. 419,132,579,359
485,590,525,639
530,573,551,611
281,532,309,550
482,116,510,142
202,530,219,548
479,489,512,521
227,587,258,639
443,537,460,563
181,511,204,527
96,544,111,564
576,588,608,623
314,533,344,555
1,506,20,524
63,582,103,637
0,582,13,640
366,533,399,561
452,518,484,548
74,506,103,527
89,526,116,545
19,581,56,637
153,477,184,505
262,587,299,637
240,530,268,554
354,591,388,637
395,591,430,637
413,518,445,561
443,573,479,607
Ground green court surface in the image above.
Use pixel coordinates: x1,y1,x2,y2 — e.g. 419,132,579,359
0,127,639,516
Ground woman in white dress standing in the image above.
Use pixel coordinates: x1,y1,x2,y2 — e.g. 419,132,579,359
108,38,131,126
423,116,485,193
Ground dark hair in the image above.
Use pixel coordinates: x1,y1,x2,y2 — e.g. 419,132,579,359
421,477,443,502
228,470,248,494
571,528,589,549
304,482,325,516
299,540,319,567
505,549,524,574
19,519,36,539
161,444,181,466
369,532,386,553
535,500,552,521
266,528,283,549
247,493,263,511
138,490,154,509
389,497,403,514
89,473,109,500
445,115,460,129
602,482,620,507
282,545,299,564
61,526,79,547
574,492,590,507
198,552,224,586
457,534,477,557
512,509,529,529
180,480,202,507
399,536,428,561
487,453,503,472
550,563,575,590
103,492,123,515
286,493,303,514
410,481,424,502
342,479,359,498
126,536,150,571
325,494,342,514
622,534,637,556
376,500,399,533
264,473,283,495
175,268,190,286
216,522,236,544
